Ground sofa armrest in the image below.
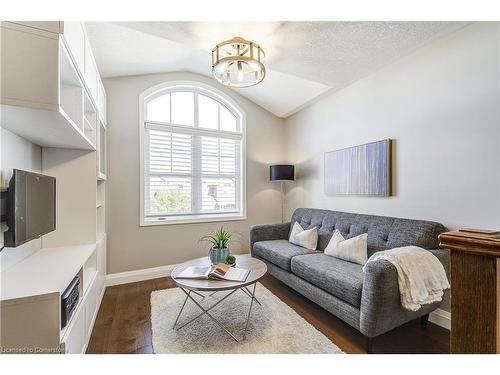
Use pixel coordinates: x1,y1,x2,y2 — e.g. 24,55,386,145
360,248,449,338
249,222,290,256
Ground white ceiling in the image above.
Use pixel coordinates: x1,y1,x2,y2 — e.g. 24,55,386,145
86,21,468,118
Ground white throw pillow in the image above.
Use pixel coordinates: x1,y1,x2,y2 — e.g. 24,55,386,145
289,222,318,250
324,230,368,265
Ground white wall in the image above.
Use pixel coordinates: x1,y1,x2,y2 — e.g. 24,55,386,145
105,72,285,274
0,129,42,270
284,23,500,232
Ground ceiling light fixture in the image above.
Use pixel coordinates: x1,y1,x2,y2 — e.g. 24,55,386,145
211,36,266,88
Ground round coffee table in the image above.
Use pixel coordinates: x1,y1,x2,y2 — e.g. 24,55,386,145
171,255,267,341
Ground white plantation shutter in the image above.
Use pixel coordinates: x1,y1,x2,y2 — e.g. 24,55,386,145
145,130,192,216
142,86,244,222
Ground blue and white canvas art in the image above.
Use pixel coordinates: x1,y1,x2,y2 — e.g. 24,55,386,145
324,139,392,196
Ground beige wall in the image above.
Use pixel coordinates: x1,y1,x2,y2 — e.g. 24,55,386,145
283,23,500,313
0,129,42,270
105,24,500,299
105,72,285,274
284,23,500,232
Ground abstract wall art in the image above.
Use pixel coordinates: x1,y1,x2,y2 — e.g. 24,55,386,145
324,139,392,196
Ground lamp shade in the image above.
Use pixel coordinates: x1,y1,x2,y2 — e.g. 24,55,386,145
270,164,295,181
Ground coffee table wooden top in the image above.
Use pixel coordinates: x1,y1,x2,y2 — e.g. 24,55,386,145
171,255,267,291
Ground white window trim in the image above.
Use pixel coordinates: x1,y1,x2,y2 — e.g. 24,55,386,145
139,80,247,226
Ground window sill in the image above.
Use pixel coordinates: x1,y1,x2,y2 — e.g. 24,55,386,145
140,214,247,226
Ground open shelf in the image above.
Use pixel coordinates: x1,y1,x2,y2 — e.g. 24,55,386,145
97,119,107,180
83,91,97,146
59,40,82,88
59,41,84,133
0,244,96,301
84,118,95,134
0,34,96,151
96,180,106,236
84,117,95,129
1,104,96,150
59,86,83,131
59,263,98,345
96,206,105,235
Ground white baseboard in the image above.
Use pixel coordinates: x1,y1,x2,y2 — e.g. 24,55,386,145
106,263,179,286
429,308,451,330
105,253,251,287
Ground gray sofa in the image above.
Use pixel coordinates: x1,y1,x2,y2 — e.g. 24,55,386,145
250,208,449,350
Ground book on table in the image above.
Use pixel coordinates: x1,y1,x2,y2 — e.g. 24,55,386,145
176,263,250,282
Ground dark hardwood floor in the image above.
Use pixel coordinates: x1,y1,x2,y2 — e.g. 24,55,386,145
86,274,450,354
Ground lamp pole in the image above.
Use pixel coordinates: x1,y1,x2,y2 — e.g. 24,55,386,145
281,181,285,224
270,164,294,224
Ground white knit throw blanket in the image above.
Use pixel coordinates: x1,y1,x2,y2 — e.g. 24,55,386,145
363,246,450,311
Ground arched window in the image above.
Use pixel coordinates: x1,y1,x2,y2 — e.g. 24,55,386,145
140,82,245,225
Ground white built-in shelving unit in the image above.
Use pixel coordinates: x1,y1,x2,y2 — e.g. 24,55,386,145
96,180,106,239
0,244,103,352
0,21,108,354
83,91,98,146
97,119,107,181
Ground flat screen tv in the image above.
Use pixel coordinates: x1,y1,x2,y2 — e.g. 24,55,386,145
3,169,56,248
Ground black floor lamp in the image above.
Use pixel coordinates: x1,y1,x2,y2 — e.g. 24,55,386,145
270,164,295,223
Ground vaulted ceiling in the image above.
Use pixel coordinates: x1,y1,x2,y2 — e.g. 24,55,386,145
86,21,468,118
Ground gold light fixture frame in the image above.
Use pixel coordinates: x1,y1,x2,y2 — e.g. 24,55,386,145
211,36,266,88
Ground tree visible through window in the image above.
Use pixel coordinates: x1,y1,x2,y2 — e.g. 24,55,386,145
141,84,245,224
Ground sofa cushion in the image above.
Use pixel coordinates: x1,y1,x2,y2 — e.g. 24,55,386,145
291,253,364,307
324,230,368,265
289,222,318,250
253,240,316,271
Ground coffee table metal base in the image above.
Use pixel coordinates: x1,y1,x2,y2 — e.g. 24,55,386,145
172,283,259,342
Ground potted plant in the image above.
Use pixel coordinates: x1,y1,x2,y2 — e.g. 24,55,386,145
200,226,232,266
225,255,236,267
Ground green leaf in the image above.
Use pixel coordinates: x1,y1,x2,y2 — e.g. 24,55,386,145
198,226,233,249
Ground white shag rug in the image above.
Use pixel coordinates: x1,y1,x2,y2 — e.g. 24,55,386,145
150,283,343,354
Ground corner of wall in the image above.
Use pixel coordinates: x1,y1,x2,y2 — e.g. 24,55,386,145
0,128,43,269
104,71,289,272
279,23,500,231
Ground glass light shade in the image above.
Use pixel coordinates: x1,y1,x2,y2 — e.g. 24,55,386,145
212,36,266,88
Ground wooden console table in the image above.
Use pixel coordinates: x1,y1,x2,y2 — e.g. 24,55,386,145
439,229,500,354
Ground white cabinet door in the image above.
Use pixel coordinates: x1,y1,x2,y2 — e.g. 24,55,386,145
96,235,107,294
84,279,98,339
1,25,59,107
62,306,86,354
62,22,85,77
84,40,99,104
97,78,107,124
